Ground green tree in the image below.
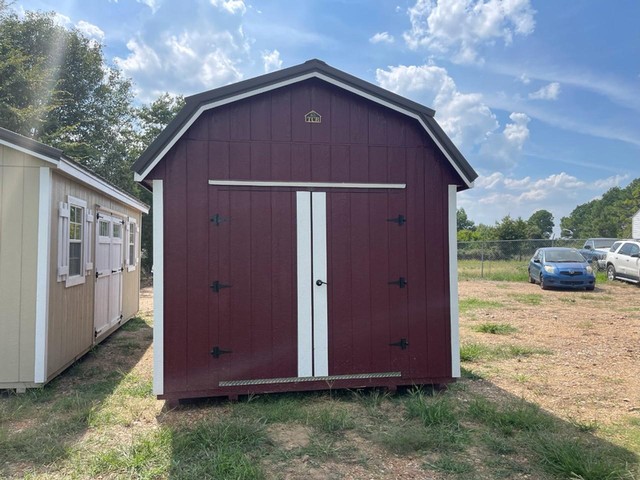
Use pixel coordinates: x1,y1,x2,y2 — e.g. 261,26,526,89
131,93,185,272
0,8,137,190
527,209,554,239
457,208,475,231
560,179,640,238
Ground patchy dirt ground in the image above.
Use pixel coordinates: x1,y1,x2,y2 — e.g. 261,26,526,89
459,279,640,426
135,280,640,478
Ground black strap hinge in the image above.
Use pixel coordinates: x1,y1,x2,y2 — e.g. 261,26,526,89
210,346,232,358
210,214,229,226
210,280,232,292
389,277,407,288
389,338,409,350
387,214,406,226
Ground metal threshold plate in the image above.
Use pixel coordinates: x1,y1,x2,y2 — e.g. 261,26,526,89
219,372,402,387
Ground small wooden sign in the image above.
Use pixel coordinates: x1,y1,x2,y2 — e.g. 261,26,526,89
305,110,322,123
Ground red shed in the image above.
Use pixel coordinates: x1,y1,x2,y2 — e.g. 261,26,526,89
133,59,478,404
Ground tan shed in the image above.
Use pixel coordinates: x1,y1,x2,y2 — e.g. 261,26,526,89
0,127,149,392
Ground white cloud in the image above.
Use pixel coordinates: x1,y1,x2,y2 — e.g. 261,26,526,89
75,20,105,41
404,0,536,64
370,32,395,44
210,0,247,15
115,28,247,101
529,82,560,100
137,0,160,13
518,73,530,84
262,49,282,73
52,12,72,27
376,63,501,154
478,112,530,168
459,171,629,227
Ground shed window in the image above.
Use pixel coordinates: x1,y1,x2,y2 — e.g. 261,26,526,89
57,196,93,287
99,220,109,237
69,205,83,277
126,217,139,272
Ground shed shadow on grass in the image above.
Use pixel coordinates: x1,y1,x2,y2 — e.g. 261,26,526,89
0,316,152,478
155,379,639,480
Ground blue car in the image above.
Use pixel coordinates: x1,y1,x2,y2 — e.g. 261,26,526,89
528,247,596,291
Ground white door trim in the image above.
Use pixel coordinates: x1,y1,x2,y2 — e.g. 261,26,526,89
311,192,329,376
34,167,51,383
296,192,313,377
209,179,406,189
448,185,461,378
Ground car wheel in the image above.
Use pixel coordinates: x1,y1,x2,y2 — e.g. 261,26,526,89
586,285,595,291
539,273,548,290
607,265,616,281
528,269,535,284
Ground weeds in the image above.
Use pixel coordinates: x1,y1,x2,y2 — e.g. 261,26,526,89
461,343,551,362
473,322,517,335
459,297,504,313
511,293,543,305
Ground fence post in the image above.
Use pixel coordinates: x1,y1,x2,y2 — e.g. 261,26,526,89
480,241,485,278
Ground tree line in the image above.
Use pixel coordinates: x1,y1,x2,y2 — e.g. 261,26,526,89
0,4,183,272
457,179,639,259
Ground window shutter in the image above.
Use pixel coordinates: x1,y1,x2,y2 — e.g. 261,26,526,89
57,202,70,281
85,209,94,272
135,222,140,265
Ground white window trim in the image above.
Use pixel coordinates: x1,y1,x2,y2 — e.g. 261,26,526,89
126,216,139,272
59,195,89,288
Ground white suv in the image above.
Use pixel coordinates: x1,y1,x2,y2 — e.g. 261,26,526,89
606,240,640,284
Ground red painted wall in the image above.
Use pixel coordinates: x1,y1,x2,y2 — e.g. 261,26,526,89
147,78,463,398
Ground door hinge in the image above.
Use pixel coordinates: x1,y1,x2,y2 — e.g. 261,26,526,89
387,214,406,226
95,271,100,279
210,214,229,226
389,338,409,350
210,280,232,292
210,346,232,358
389,277,407,288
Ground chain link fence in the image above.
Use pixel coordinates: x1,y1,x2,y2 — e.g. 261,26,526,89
458,238,588,279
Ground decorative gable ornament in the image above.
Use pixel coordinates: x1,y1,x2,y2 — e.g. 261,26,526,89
304,110,322,123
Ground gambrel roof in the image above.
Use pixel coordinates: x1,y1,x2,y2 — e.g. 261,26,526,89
132,59,478,189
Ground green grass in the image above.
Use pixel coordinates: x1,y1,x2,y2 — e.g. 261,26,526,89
461,343,551,362
458,259,530,282
511,293,543,305
459,297,504,313
533,434,636,480
467,397,553,435
472,322,518,335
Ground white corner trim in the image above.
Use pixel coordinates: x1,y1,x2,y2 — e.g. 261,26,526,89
135,71,473,188
448,185,461,378
209,180,406,189
296,192,313,377
152,180,164,395
34,167,52,383
59,159,149,213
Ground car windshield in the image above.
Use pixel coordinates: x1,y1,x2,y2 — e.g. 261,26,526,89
545,251,585,263
594,240,615,248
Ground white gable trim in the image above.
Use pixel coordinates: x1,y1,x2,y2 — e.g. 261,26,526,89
134,72,473,188
59,159,149,213
0,138,60,165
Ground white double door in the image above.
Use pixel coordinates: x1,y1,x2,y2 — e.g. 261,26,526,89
94,213,124,336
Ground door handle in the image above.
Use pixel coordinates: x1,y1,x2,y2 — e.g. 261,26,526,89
316,279,327,286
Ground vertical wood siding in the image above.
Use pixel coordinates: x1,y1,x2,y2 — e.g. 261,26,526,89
0,146,43,384
47,171,142,379
146,78,463,395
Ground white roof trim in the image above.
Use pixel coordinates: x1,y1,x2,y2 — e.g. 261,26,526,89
0,138,60,165
59,159,149,213
1,134,148,214
135,72,473,188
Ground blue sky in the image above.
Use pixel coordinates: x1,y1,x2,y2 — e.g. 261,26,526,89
14,0,640,231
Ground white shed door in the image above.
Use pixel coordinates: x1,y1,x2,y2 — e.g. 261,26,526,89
94,213,124,336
